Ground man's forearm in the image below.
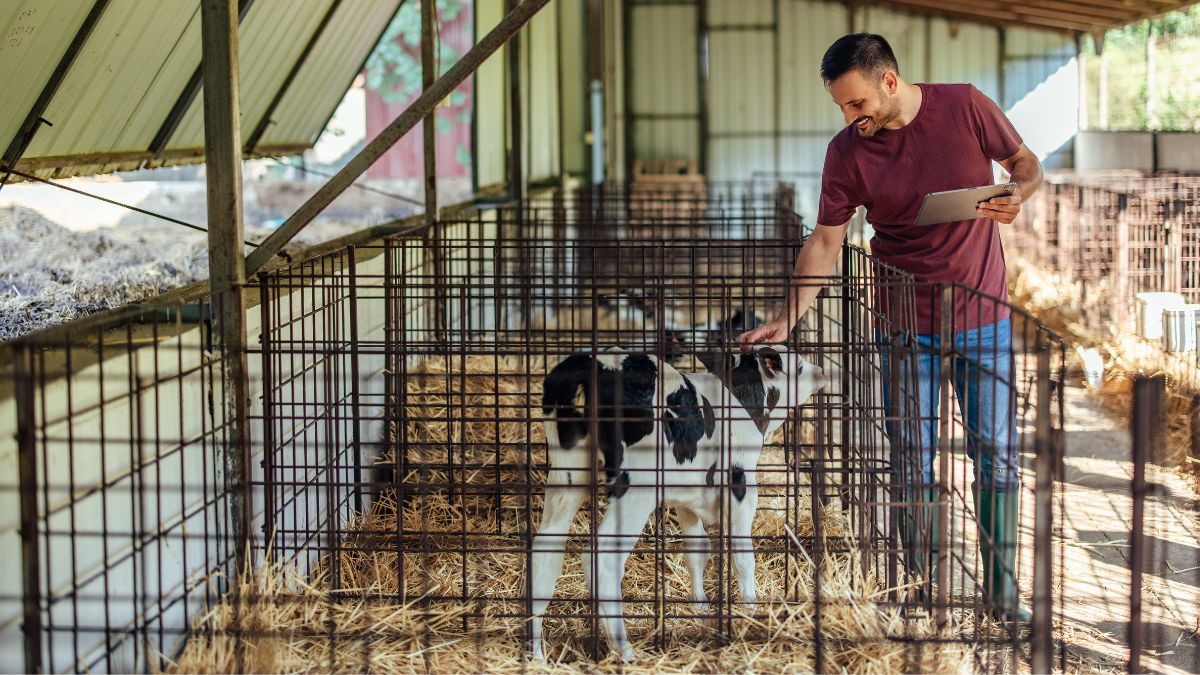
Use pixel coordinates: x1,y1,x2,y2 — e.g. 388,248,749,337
777,224,847,328
1009,152,1043,200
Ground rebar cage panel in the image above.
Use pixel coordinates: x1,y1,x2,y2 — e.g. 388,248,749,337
3,182,1069,673
251,200,1067,672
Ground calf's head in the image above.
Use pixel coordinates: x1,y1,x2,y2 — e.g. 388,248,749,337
717,346,827,437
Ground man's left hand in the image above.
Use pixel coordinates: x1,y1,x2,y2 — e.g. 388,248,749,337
977,193,1022,224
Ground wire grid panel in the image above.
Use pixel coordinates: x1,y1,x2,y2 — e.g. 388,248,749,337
247,207,1064,671
6,297,240,674
1011,172,1200,331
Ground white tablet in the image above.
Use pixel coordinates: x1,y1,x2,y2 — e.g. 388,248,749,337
913,182,1017,226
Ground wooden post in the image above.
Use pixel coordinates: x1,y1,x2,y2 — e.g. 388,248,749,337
507,0,525,202
201,0,253,576
422,0,438,227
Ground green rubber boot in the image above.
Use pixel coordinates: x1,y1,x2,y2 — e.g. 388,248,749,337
899,487,940,592
975,488,1032,625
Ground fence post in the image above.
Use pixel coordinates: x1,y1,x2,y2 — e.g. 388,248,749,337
347,246,364,514
258,273,276,564
15,344,43,674
1031,338,1055,674
1129,374,1164,674
935,285,954,627
1190,394,1200,466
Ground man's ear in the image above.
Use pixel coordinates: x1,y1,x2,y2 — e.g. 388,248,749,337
882,70,898,93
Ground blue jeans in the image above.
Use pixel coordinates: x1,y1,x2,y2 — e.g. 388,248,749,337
880,318,1019,492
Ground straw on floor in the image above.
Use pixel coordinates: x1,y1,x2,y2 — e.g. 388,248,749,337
169,353,972,673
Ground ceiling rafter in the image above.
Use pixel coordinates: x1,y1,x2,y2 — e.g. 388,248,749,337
879,0,1196,34
881,0,1110,32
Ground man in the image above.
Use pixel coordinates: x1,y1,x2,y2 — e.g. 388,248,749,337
739,33,1042,624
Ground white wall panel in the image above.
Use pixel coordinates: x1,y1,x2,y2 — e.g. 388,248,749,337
860,5,929,82
525,5,561,181
630,4,697,116
929,18,1000,99
708,0,773,26
634,119,700,161
615,0,1080,182
559,0,587,176
779,0,847,134
475,0,507,188
708,31,774,134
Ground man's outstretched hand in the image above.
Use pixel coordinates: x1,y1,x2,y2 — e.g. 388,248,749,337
737,318,791,352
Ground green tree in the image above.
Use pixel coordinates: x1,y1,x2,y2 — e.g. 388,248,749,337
365,0,464,103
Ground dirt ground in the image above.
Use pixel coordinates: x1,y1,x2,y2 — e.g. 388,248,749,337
1052,381,1199,673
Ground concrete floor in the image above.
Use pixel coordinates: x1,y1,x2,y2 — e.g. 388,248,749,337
1051,382,1199,674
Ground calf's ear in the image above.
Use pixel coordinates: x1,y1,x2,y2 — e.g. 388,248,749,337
757,347,783,375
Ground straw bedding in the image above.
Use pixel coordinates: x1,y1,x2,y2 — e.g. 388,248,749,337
169,353,972,673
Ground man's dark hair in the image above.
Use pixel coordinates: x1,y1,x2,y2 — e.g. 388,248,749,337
820,33,899,85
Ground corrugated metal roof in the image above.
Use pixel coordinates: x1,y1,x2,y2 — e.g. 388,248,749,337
2,0,401,179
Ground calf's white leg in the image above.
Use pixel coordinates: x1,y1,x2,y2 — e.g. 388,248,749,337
675,507,710,611
530,460,588,661
730,482,760,611
585,486,656,662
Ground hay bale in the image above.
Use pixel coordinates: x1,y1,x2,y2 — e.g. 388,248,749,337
1091,335,1198,467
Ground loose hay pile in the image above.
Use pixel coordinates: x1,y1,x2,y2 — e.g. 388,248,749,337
0,202,373,341
170,354,973,674
0,205,209,340
1009,257,1200,469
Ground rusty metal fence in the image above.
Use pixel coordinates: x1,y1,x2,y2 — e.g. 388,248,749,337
1010,171,1200,332
3,182,1069,673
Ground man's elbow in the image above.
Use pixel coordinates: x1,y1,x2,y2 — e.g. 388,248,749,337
1022,156,1044,197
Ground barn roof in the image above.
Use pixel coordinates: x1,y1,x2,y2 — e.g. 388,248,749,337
880,0,1196,35
2,0,1196,181
1,0,402,180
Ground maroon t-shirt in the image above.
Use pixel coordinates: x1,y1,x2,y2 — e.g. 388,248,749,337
817,83,1023,333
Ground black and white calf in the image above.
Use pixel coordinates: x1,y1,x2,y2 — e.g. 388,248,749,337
530,346,827,661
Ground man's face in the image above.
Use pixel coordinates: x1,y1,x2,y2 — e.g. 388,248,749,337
827,69,900,138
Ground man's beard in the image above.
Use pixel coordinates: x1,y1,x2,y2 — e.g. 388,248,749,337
855,93,901,138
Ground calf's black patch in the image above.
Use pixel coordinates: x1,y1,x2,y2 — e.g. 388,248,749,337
542,352,658,491
730,465,747,502
716,353,771,434
665,378,705,464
